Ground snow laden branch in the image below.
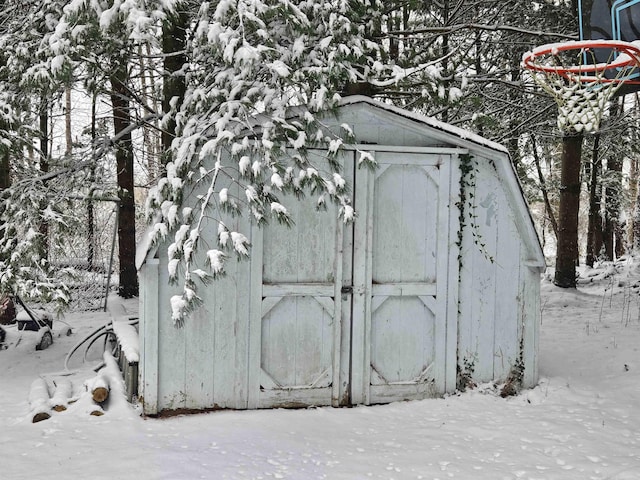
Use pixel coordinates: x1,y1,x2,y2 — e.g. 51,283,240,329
386,23,577,41
145,0,442,326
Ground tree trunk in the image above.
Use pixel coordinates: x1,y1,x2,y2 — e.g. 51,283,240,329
633,94,640,250
88,93,97,271
602,99,624,260
634,176,640,251
530,134,558,240
90,374,110,403
440,0,451,123
65,85,72,156
161,3,188,169
38,98,49,259
554,134,583,288
29,378,51,423
629,151,639,250
139,43,158,184
110,60,138,299
603,154,623,260
0,138,9,190
585,134,601,267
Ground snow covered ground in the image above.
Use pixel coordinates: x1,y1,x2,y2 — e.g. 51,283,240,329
1,260,640,480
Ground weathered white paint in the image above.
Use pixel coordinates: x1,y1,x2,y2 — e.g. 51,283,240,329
138,258,159,412
354,151,454,405
456,154,541,388
137,97,545,415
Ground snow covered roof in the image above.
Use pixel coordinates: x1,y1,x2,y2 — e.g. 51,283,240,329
337,95,510,155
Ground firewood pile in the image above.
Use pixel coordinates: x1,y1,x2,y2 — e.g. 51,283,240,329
28,351,129,423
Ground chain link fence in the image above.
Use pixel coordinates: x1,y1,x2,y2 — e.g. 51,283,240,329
48,198,120,312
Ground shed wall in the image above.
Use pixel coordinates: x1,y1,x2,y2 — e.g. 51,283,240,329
457,155,540,387
140,181,254,415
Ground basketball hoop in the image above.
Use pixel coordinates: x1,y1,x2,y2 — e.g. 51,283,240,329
522,40,640,133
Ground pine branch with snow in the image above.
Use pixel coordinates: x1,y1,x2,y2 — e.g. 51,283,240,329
144,0,411,325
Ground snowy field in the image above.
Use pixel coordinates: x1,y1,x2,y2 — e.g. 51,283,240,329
1,261,640,480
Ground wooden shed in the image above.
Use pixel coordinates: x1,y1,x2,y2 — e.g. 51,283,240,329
137,96,545,415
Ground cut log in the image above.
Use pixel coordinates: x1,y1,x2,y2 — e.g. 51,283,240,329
51,379,73,412
72,387,106,416
28,378,51,423
32,411,51,423
90,375,110,403
101,350,130,411
89,404,104,416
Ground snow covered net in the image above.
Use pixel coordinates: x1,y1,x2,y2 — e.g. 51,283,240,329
532,73,622,134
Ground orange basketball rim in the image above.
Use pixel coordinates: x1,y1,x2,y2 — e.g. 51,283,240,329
522,39,640,84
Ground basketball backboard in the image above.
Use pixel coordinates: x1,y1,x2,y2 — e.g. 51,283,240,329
579,0,640,91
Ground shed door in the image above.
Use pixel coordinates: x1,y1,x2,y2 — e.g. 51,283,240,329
247,150,351,409
351,152,452,405
249,151,453,408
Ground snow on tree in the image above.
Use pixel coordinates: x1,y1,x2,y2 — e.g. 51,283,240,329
144,0,442,325
0,0,77,309
48,0,171,299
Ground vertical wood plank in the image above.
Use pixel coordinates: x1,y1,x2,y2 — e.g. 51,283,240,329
185,303,215,409
140,259,159,415
332,197,345,406
522,266,541,387
156,248,187,412
456,212,474,382
338,152,355,405
444,155,461,393
247,224,264,409
493,201,521,381
212,252,242,408
233,216,253,409
351,150,373,405
432,154,449,393
470,161,499,382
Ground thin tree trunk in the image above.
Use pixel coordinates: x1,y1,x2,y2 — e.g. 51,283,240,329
138,43,158,185
634,94,640,250
603,153,623,260
530,134,558,239
110,60,138,298
554,134,583,288
39,97,49,259
634,176,640,251
88,93,97,271
0,137,9,190
602,99,624,260
65,86,72,156
440,0,450,123
628,155,638,250
585,134,601,267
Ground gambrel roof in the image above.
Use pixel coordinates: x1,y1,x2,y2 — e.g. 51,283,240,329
333,96,545,269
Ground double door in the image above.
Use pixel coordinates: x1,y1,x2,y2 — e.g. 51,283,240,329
247,150,456,409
